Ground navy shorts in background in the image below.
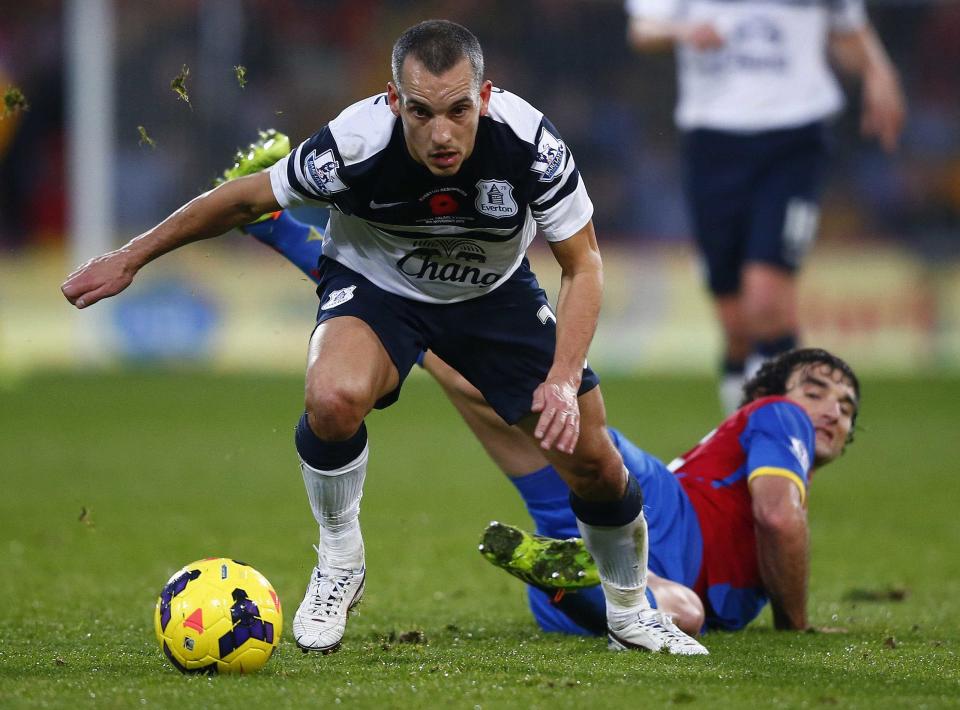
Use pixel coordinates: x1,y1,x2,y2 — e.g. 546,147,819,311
683,121,830,295
312,256,600,424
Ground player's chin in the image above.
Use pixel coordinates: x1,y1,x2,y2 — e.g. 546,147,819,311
814,443,842,466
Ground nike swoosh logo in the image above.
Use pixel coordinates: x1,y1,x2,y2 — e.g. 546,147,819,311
369,199,405,209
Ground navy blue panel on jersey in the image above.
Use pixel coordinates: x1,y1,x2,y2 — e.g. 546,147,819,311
683,121,830,295
424,261,599,425
311,256,599,422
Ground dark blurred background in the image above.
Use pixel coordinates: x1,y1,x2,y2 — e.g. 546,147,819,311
1,0,957,374
2,0,957,251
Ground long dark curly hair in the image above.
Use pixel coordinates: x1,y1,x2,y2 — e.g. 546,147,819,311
742,348,861,442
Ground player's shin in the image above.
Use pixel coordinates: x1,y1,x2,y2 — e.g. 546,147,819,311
570,474,649,618
571,475,707,654
295,414,367,571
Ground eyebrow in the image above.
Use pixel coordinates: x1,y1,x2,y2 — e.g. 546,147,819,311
799,374,828,389
404,95,475,112
800,374,858,412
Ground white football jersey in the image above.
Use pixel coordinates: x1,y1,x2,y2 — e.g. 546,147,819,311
269,89,593,304
626,0,867,131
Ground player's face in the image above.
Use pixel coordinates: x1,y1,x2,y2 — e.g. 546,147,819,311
783,363,858,467
388,56,492,177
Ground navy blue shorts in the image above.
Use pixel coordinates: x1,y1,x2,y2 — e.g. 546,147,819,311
683,121,830,295
312,256,600,424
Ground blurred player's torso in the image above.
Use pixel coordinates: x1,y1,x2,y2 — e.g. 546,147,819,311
630,0,866,130
269,89,592,303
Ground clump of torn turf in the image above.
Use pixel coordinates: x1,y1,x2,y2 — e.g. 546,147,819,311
170,64,191,108
137,125,156,149
843,586,910,602
2,86,29,119
234,65,247,89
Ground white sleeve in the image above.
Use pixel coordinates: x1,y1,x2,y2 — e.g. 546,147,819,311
534,179,593,243
268,147,334,209
828,0,868,32
625,0,683,22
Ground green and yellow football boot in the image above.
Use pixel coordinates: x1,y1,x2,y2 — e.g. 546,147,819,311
478,521,601,590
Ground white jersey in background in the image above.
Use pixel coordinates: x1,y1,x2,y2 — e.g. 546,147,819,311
626,0,867,131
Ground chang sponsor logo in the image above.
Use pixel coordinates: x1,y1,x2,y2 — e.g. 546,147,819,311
475,180,518,218
396,239,503,287
304,149,348,195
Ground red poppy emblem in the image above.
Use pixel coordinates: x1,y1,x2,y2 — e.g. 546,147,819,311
429,193,459,215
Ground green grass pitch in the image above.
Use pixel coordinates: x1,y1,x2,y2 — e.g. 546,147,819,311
1,371,958,708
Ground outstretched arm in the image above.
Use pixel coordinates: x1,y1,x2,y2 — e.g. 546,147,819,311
750,475,810,630
830,24,906,153
62,172,279,309
627,16,724,52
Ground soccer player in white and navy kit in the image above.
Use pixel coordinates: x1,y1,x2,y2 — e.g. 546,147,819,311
62,21,706,655
626,0,905,413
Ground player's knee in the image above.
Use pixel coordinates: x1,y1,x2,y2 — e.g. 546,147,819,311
744,299,787,334
673,590,706,636
651,581,705,636
304,385,369,441
563,448,628,500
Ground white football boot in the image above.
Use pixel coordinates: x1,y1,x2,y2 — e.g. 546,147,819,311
293,563,366,653
607,608,709,655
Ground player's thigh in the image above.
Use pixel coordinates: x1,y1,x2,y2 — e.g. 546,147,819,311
306,317,399,409
306,257,424,411
516,387,625,496
746,123,829,273
683,129,753,295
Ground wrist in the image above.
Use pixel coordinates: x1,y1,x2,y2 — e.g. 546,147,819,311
546,367,582,391
117,245,148,273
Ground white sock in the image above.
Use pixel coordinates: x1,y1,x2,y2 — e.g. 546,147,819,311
744,352,767,382
300,444,367,572
719,372,745,415
577,511,650,619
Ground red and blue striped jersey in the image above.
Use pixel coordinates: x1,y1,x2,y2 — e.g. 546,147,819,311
667,395,815,629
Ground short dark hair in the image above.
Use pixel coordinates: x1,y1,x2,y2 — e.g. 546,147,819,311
742,348,861,442
391,20,484,93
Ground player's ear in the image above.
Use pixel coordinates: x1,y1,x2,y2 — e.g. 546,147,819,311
478,80,493,117
387,82,402,117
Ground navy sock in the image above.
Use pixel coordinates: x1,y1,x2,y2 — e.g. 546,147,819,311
722,356,745,376
569,475,643,527
295,413,367,471
754,333,798,359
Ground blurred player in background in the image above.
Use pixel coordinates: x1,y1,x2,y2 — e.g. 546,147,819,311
222,132,858,638
62,22,707,655
625,0,904,413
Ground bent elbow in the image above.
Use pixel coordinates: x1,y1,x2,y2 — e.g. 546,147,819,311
753,505,806,536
